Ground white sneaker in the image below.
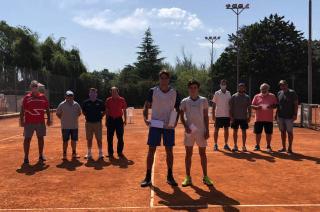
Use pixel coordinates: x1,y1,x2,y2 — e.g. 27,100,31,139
266,147,272,153
84,153,92,159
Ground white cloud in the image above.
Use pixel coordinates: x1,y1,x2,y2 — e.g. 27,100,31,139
185,14,202,31
154,8,203,31
198,42,227,49
73,7,203,34
157,8,187,19
73,9,148,34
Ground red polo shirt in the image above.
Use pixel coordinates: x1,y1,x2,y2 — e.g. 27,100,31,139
105,96,127,118
22,92,49,124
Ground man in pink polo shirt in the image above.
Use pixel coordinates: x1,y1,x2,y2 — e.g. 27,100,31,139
251,83,278,152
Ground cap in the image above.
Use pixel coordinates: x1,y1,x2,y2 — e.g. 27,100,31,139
30,80,39,88
279,80,287,86
65,90,74,96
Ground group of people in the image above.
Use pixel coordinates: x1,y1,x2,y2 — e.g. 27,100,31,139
212,79,298,154
20,82,127,164
19,70,298,188
140,70,298,188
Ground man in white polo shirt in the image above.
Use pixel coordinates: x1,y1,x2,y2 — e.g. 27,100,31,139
212,79,232,151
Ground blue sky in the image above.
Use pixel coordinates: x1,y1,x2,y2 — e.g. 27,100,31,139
1,0,319,72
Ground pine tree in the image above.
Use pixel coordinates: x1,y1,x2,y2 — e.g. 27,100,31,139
135,27,164,80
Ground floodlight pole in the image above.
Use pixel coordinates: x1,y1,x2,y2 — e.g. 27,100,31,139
226,3,250,86
308,0,312,103
205,36,221,89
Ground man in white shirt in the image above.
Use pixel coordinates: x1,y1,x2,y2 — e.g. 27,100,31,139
141,70,180,187
212,79,232,151
180,79,213,187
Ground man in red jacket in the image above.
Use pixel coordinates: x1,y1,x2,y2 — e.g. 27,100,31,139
20,80,52,164
105,87,127,158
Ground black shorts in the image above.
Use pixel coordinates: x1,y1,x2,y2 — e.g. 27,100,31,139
62,129,78,142
231,119,249,130
215,117,230,128
254,122,273,134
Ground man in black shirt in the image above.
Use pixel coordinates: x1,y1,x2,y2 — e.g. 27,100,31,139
82,88,106,159
276,80,298,154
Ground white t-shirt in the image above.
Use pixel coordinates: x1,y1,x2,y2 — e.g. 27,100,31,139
180,96,208,131
212,89,231,117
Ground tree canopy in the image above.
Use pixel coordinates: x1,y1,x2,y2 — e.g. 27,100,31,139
214,14,319,102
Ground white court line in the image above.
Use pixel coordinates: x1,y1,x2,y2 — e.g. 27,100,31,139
1,204,320,211
0,134,22,142
149,152,156,208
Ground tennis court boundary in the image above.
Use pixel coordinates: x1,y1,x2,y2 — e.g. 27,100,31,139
149,152,156,207
0,134,22,142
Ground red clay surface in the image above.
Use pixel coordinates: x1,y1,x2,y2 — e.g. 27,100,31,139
0,109,319,211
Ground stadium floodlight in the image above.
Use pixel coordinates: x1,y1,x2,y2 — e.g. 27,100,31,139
225,3,250,86
204,35,221,91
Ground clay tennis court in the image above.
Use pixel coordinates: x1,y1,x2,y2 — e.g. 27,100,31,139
0,109,319,211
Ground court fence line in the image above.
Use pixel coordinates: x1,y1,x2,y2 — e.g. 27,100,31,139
0,67,78,115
